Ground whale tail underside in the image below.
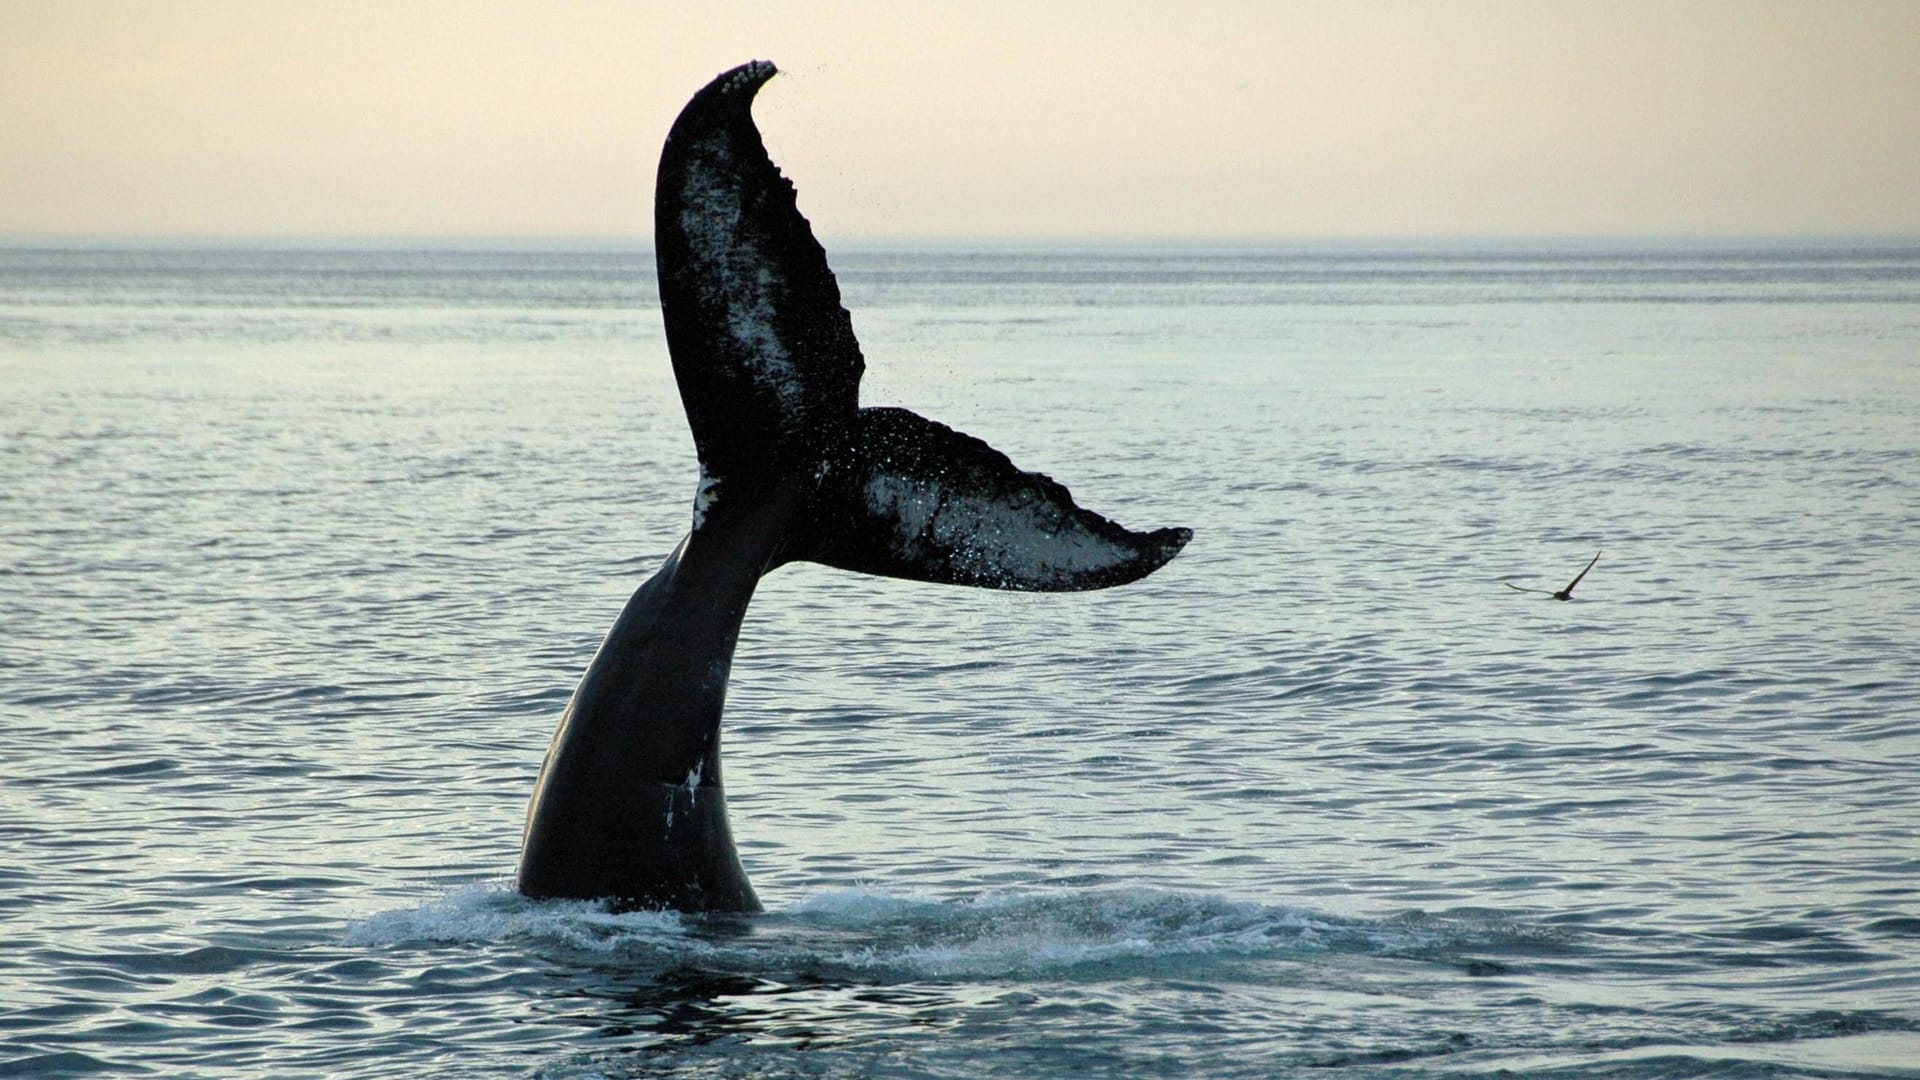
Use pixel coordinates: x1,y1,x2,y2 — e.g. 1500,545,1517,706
788,407,1191,591
657,61,1190,591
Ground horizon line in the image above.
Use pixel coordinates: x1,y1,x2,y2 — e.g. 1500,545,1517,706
4,230,1919,254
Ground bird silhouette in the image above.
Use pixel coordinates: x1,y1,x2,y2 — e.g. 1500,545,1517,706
1505,551,1600,601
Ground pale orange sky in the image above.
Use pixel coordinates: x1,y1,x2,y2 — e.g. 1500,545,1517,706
3,0,1917,241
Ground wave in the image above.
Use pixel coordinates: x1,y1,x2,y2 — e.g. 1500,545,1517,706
344,882,1556,983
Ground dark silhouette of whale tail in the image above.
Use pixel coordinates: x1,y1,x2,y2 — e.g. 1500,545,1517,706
516,61,1188,913
790,406,1192,591
657,60,1190,591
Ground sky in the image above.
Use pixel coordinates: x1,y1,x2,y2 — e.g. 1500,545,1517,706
3,0,1917,242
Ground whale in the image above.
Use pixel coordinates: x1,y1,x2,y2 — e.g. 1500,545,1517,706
515,60,1191,912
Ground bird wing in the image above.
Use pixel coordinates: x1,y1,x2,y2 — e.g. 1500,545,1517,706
1562,551,1602,592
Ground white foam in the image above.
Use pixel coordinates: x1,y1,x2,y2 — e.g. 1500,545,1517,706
779,885,1369,978
344,883,1515,982
342,882,683,952
782,883,946,920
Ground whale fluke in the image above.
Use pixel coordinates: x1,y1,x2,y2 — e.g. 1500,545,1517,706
791,407,1192,591
655,59,862,485
516,61,1190,912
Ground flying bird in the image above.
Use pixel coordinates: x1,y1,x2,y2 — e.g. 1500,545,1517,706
1505,551,1601,601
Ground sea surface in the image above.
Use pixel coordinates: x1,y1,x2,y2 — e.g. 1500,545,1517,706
3,242,1919,1078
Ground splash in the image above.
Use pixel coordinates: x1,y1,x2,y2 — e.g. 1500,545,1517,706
343,882,685,955
342,883,1536,983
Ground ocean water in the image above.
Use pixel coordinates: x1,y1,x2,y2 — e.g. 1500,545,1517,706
3,243,1919,1078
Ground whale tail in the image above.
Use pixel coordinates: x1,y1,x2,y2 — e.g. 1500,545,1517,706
518,61,1188,913
657,61,1190,589
789,407,1191,591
